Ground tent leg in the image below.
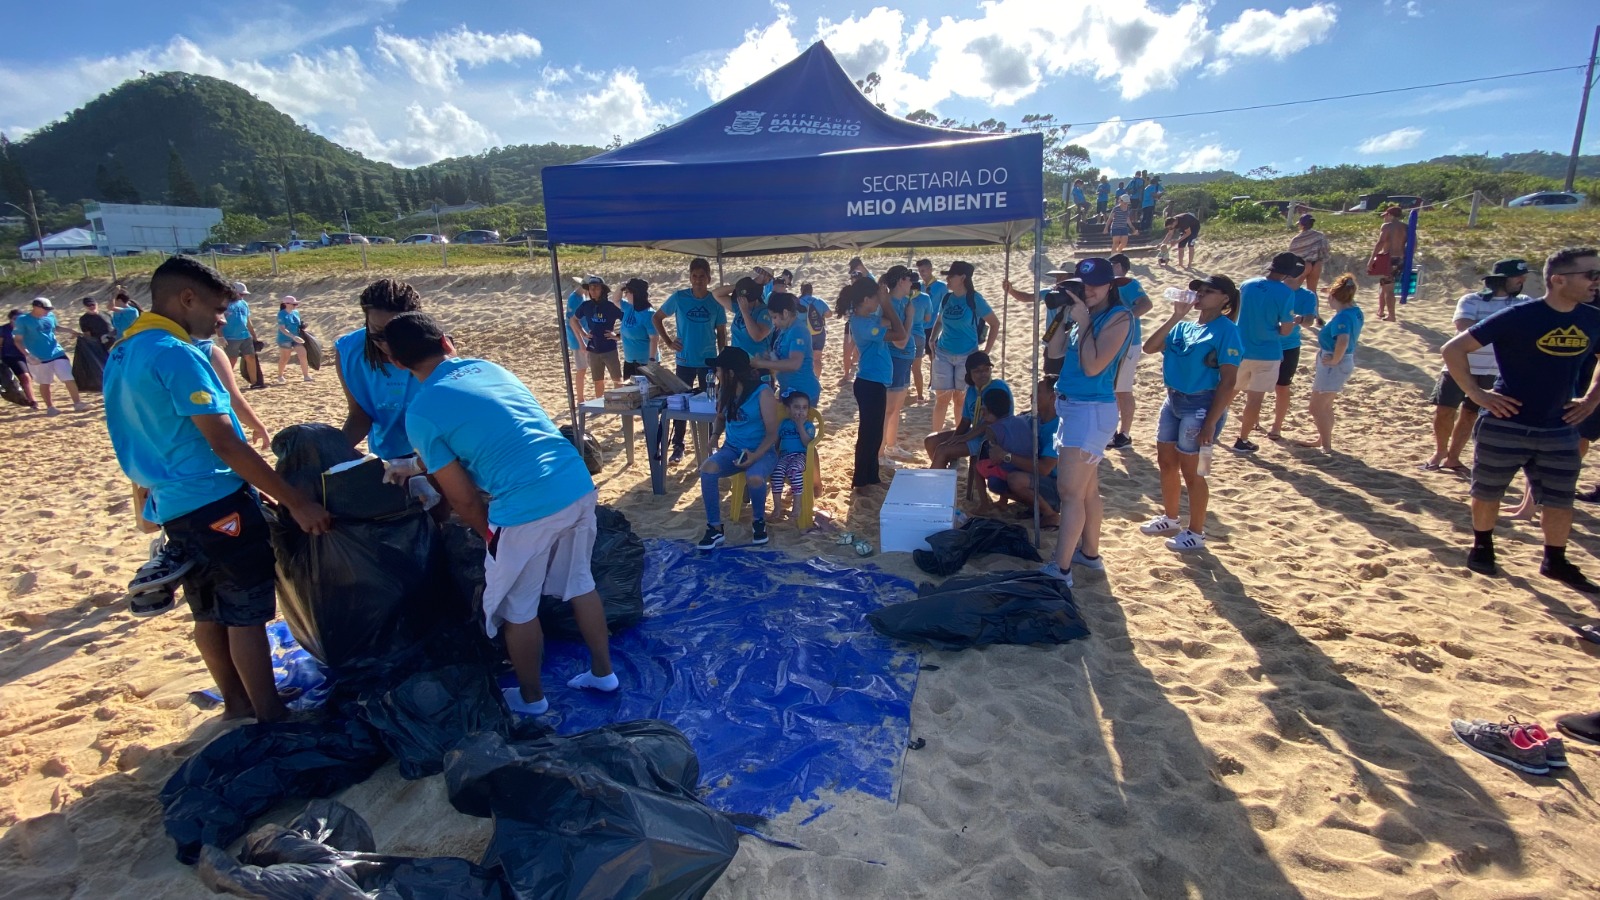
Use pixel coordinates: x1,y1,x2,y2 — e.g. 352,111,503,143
549,244,579,440
1000,243,1012,375
1031,220,1044,550
716,240,724,284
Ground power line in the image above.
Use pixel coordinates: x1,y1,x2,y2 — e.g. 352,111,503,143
1067,64,1591,131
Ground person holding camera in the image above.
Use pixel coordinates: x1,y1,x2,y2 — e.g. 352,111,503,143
1001,262,1076,377
848,276,909,489
1139,275,1243,553
1040,258,1136,586
928,261,998,434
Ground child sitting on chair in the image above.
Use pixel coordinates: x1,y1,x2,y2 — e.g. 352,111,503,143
771,391,817,518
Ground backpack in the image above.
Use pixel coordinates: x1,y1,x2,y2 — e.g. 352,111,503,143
965,293,988,344
804,297,826,336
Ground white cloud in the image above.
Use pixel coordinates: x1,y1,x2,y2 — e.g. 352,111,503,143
1218,5,1339,59
1411,88,1521,115
1385,0,1424,17
1357,126,1425,154
336,103,499,166
515,69,681,144
1172,144,1242,172
1069,115,1237,176
374,27,542,91
695,5,803,101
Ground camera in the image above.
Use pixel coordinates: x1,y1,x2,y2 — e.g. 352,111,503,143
1043,279,1084,310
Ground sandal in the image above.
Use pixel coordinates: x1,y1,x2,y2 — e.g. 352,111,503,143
1571,623,1600,646
1418,461,1442,472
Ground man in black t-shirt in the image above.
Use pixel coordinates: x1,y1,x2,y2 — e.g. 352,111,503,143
1441,246,1600,591
1162,213,1200,267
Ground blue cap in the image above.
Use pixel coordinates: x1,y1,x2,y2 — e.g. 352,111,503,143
1074,257,1118,286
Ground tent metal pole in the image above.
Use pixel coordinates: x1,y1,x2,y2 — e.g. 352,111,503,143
716,240,724,283
548,244,579,440
1000,242,1012,374
1031,219,1043,549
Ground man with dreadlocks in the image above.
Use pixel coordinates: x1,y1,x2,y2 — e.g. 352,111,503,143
337,279,427,481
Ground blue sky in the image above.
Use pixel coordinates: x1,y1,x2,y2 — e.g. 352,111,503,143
0,0,1595,175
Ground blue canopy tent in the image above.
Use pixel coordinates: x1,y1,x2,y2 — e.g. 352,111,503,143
542,42,1047,529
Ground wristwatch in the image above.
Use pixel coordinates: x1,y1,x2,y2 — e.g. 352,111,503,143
1004,452,1013,464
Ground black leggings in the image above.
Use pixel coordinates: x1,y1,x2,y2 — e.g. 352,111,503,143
853,378,888,486
672,365,711,452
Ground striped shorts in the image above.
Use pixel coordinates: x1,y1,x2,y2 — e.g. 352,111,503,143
1470,418,1582,509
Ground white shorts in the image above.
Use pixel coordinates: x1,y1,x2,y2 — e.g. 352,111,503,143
1114,344,1142,393
481,490,598,638
1238,358,1280,393
29,356,72,385
931,349,967,393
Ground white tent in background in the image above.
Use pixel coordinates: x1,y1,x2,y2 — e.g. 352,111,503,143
19,227,97,260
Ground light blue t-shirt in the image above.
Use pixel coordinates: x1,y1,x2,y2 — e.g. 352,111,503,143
723,382,771,452
404,357,594,528
1163,317,1245,394
221,300,252,341
336,328,421,459
1319,306,1365,360
276,309,302,348
1096,182,1109,203
778,418,816,455
909,292,934,343
619,303,656,363
103,324,245,523
730,298,772,356
799,294,828,339
659,288,727,367
111,306,141,335
1142,183,1160,208
15,313,66,361
851,314,892,384
1282,287,1319,351
1037,415,1060,460
1056,306,1135,404
890,295,919,360
1071,184,1087,205
1122,277,1148,348
1126,177,1144,198
962,379,1014,423
565,291,585,350
935,290,992,357
923,279,949,309
1236,277,1294,361
770,321,818,403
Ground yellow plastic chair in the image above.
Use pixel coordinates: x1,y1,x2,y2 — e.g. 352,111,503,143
729,409,826,529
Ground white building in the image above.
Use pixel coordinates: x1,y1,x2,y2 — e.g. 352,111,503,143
84,202,223,255
20,227,98,259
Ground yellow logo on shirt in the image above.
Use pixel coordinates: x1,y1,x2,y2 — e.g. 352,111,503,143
1536,326,1590,356
190,390,213,405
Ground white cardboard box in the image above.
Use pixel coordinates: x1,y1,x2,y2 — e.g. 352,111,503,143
880,468,957,553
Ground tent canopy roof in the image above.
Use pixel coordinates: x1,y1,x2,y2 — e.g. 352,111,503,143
542,42,1043,255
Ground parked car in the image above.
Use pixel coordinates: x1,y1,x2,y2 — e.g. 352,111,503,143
286,240,320,252
369,236,396,245
505,228,549,248
400,233,448,244
452,229,501,245
327,232,369,245
207,243,246,255
244,241,285,254
1509,190,1588,211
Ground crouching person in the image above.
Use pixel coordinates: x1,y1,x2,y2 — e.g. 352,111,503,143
384,312,617,717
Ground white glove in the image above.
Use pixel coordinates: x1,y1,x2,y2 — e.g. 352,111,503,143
407,475,442,511
381,457,424,484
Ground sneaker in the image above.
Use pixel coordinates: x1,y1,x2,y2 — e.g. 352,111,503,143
696,525,725,551
1107,432,1132,450
751,520,769,545
44,406,61,417
1555,711,1600,746
303,375,314,383
1541,558,1600,593
72,401,90,412
1230,438,1258,455
1039,562,1073,587
1139,515,1181,535
1577,486,1600,504
887,445,918,461
128,582,177,618
1071,547,1105,570
1165,529,1206,553
275,375,287,385
1465,546,1498,576
128,541,195,593
668,448,685,465
1544,734,1569,768
1450,719,1551,775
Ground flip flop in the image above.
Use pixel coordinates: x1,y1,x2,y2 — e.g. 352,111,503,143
1571,623,1600,646
1417,462,1442,471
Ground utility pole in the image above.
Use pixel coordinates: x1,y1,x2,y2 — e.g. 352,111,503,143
1566,25,1599,192
26,191,45,265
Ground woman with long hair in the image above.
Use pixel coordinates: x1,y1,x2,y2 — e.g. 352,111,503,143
879,265,917,460
696,347,781,550
275,296,312,383
619,278,658,377
336,279,424,462
847,276,907,489
1296,273,1365,452
1138,274,1242,553
1042,258,1134,585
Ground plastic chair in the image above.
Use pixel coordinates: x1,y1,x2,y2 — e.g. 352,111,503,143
729,409,826,529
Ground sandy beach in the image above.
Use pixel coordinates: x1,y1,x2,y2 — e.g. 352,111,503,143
4,227,1600,899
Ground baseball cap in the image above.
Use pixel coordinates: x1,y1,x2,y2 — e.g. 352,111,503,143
705,346,752,371
1485,258,1529,281
1188,274,1240,304
232,281,250,296
1298,213,1315,226
31,297,52,309
751,266,774,279
81,297,97,307
579,274,604,287
282,295,301,305
1269,252,1306,277
942,260,975,279
1069,257,1130,288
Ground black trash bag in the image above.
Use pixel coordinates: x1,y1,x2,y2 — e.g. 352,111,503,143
197,801,515,900
559,423,604,474
303,328,324,370
868,570,1089,650
347,656,510,779
537,505,645,637
271,423,362,498
913,517,1041,577
0,363,27,406
444,723,739,900
71,338,107,392
440,521,488,614
160,717,388,865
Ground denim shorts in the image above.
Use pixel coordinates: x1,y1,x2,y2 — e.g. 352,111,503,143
1156,390,1226,455
1054,398,1117,462
1311,355,1355,393
890,354,914,390
931,350,967,392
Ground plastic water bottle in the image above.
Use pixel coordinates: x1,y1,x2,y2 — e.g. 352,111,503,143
1197,444,1213,477
1164,287,1196,303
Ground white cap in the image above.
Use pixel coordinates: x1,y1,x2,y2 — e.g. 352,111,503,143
232,281,249,296
31,297,52,309
282,295,301,305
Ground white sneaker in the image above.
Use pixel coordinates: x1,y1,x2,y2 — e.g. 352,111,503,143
303,375,314,382
1165,529,1206,552
72,401,90,412
44,406,61,417
275,375,287,385
1140,515,1181,535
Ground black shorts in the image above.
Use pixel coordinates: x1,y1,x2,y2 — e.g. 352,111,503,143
623,360,649,378
162,489,277,627
2,357,25,379
1177,228,1199,249
1429,371,1495,410
1276,347,1301,387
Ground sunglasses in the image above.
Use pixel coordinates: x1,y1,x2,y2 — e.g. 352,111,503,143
1555,269,1600,281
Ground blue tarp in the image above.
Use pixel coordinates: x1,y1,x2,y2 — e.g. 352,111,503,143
260,541,921,820
542,42,1044,256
